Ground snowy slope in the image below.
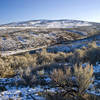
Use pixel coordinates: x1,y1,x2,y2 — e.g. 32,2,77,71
0,19,92,28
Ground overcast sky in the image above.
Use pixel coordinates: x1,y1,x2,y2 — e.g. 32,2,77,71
0,0,100,24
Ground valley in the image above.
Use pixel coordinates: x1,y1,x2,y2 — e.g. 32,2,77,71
0,20,100,100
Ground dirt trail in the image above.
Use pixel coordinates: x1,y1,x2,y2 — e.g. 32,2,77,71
1,46,47,57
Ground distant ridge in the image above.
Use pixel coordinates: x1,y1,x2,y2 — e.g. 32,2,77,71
0,19,100,28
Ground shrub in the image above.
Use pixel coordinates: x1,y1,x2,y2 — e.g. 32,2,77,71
50,64,93,99
24,53,37,66
7,56,28,69
54,52,67,62
68,49,86,64
86,94,100,100
46,93,66,100
66,42,100,65
19,67,37,86
0,58,15,78
36,48,55,65
46,93,100,100
88,41,97,48
73,64,93,96
86,47,100,64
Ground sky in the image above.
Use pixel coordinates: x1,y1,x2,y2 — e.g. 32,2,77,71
0,0,100,24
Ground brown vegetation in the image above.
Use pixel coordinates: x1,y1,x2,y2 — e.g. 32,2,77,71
0,41,99,78
50,64,93,99
0,41,100,99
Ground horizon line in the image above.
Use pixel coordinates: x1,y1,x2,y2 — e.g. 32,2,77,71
1,18,100,25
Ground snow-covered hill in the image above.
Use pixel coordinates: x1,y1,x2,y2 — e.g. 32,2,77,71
0,19,93,28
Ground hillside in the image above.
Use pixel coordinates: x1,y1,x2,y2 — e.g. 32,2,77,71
0,19,96,28
0,19,100,100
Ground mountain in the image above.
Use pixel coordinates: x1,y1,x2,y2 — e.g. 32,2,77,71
0,19,97,28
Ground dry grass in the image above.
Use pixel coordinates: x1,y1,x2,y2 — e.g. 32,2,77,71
0,41,100,78
0,58,15,78
0,42,100,99
66,41,100,65
0,42,99,77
